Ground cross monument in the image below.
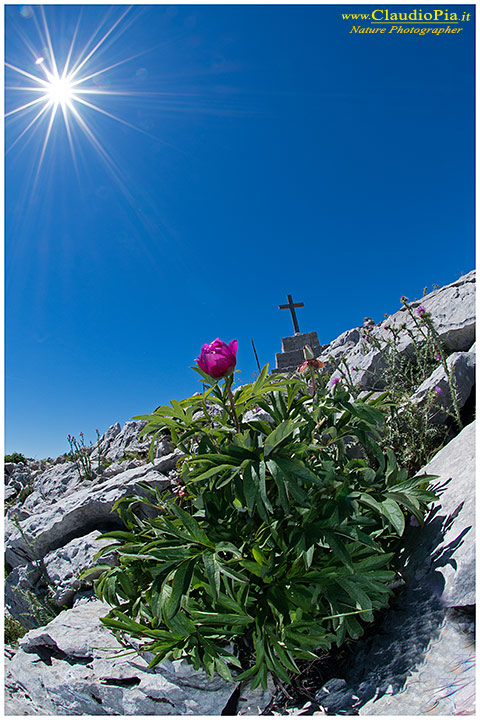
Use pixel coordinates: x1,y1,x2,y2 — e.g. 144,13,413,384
279,294,304,334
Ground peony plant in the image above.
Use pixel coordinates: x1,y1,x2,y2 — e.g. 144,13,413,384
87,341,437,689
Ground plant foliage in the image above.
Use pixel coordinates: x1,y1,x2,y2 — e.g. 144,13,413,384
88,367,437,688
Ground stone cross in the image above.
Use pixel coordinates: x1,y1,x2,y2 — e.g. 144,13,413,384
279,294,304,334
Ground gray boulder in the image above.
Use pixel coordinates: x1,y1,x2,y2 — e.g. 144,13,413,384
5,485,17,502
311,421,476,716
357,606,474,715
102,420,150,461
407,420,475,607
5,596,237,715
321,270,475,390
4,463,32,493
410,351,475,423
43,531,118,607
19,461,81,511
237,675,276,715
5,451,181,568
5,562,44,630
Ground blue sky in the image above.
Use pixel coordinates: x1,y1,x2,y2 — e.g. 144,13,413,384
5,4,475,459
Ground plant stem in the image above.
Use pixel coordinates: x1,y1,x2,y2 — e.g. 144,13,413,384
225,378,241,433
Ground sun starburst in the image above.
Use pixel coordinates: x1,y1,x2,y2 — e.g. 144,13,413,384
5,6,154,192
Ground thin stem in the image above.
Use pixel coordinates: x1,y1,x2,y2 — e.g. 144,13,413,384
226,379,241,433
309,366,316,397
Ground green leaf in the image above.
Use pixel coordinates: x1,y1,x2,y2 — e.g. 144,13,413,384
190,611,252,626
266,459,290,512
170,504,211,545
166,558,196,619
256,460,273,513
243,462,258,514
273,456,321,487
191,464,237,483
190,453,238,465
214,657,233,681
252,545,268,567
321,531,353,568
217,563,248,584
215,541,242,558
190,365,218,385
202,552,220,601
253,363,270,390
380,498,405,536
264,420,297,457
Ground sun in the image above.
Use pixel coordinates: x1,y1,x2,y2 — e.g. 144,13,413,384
45,74,75,107
34,58,75,108
5,6,153,188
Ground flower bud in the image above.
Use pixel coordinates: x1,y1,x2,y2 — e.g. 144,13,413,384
196,339,238,379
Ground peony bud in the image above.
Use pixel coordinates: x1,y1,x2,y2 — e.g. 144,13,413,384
196,338,238,379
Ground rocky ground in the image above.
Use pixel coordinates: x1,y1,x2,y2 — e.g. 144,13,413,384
4,270,475,715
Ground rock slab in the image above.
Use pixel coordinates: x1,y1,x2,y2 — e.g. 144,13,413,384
5,596,237,715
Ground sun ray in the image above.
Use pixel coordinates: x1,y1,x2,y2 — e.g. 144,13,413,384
62,15,82,79
67,103,135,203
33,103,58,187
5,5,168,192
38,5,60,78
6,102,53,154
60,103,81,178
68,7,132,82
5,95,47,118
71,49,153,88
5,62,50,86
73,96,159,142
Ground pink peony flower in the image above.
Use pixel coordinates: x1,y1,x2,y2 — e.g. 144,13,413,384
196,338,238,379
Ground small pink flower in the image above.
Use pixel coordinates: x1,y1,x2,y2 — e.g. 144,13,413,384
416,306,426,317
435,386,443,395
435,352,441,360
196,339,237,379
330,377,340,387
298,358,325,373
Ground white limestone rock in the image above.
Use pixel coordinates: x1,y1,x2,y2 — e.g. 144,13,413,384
410,351,475,423
311,422,476,716
5,597,237,715
43,531,118,607
20,461,81,510
237,674,276,715
5,562,43,629
103,420,150,461
5,451,181,569
357,608,474,716
408,420,475,607
321,270,475,389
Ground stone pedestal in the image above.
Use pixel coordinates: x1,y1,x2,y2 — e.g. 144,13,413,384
272,331,325,374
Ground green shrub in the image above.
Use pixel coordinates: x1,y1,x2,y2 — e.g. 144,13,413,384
117,450,148,464
88,364,437,689
5,614,27,646
332,299,461,474
5,452,27,464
